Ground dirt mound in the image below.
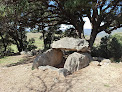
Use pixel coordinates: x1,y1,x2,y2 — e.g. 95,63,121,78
0,62,122,92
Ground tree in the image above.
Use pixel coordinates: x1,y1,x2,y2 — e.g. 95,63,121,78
1,0,122,51
4,3,27,52
0,0,38,52
46,0,91,38
34,0,122,48
0,1,14,55
87,0,122,48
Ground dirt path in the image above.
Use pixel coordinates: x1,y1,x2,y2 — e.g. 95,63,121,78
0,62,122,92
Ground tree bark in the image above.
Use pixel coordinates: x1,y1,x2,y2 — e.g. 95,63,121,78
0,32,7,53
8,32,23,52
75,23,85,38
89,29,97,49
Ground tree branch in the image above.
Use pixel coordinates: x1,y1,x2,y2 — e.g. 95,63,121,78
104,25,122,34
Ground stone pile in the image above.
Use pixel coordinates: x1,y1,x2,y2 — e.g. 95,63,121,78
20,49,42,56
32,37,91,76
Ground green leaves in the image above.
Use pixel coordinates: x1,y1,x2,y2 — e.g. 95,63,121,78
92,34,122,60
64,0,92,12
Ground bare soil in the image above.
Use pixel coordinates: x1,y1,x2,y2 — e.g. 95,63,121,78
0,60,122,92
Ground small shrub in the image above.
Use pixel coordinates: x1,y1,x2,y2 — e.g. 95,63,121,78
91,35,122,62
0,46,14,57
25,38,37,51
63,28,78,38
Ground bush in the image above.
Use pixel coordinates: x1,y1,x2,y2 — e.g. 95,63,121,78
63,28,78,38
25,38,37,51
91,34,122,62
0,46,14,57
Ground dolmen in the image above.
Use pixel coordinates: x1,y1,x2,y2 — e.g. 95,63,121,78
32,37,91,76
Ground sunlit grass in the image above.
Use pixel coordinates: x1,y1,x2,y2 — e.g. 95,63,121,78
10,45,18,53
0,32,44,66
0,55,24,66
27,33,44,49
10,32,44,53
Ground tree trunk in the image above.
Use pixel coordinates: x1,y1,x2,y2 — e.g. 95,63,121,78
0,33,7,53
42,30,46,49
70,15,85,39
18,40,24,52
76,25,84,38
75,22,85,38
15,40,22,52
89,29,97,49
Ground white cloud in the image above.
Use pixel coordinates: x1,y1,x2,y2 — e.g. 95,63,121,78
59,24,73,31
83,17,92,29
59,17,92,30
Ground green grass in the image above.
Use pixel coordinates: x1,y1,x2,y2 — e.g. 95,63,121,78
10,32,44,53
0,55,24,66
0,55,34,66
0,32,44,66
104,84,110,87
27,33,44,49
10,45,18,53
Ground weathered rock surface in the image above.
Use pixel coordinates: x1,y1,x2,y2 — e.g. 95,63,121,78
20,51,26,55
90,61,100,66
20,50,37,56
64,52,90,73
92,57,111,66
39,66,69,77
26,51,33,56
32,49,63,69
51,37,89,52
39,65,58,71
100,59,111,66
92,57,104,61
58,68,70,77
31,49,38,55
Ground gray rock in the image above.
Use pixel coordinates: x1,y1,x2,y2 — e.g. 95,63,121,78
20,51,26,55
32,49,63,69
58,68,70,77
64,52,90,73
27,51,33,56
51,37,89,52
31,49,38,55
38,65,59,71
39,66,69,77
37,49,43,54
90,61,100,66
92,57,104,61
100,59,111,66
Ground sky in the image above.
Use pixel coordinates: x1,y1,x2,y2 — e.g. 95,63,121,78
59,17,122,37
59,17,92,31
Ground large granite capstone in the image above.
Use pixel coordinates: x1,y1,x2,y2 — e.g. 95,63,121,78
51,37,89,52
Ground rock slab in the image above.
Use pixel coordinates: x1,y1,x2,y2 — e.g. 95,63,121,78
64,52,90,73
32,49,63,69
51,37,89,52
39,66,69,77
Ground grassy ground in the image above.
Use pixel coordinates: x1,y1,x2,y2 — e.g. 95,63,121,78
0,55,25,66
27,33,44,49
10,32,44,53
0,32,43,65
